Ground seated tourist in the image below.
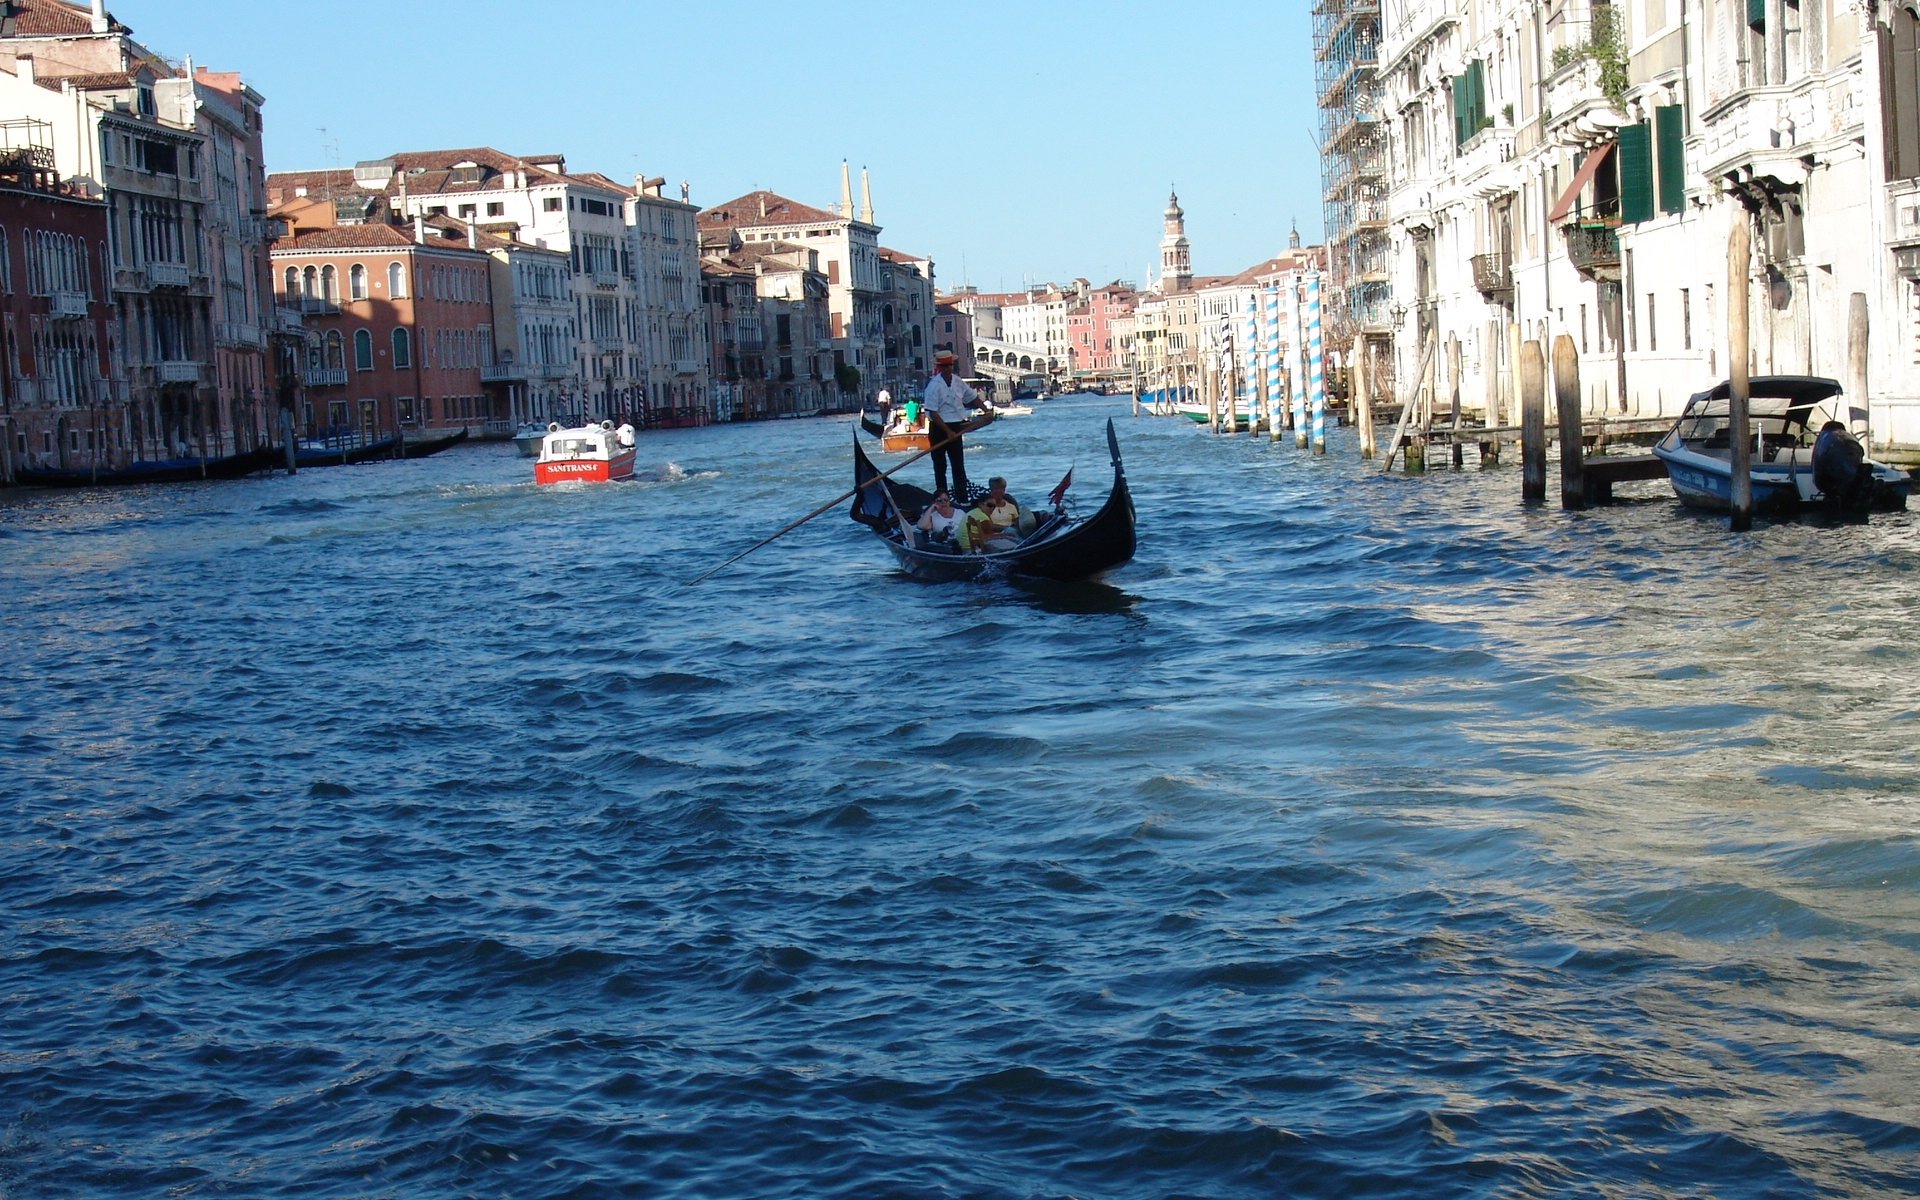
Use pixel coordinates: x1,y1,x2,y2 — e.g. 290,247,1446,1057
916,489,960,544
959,476,1027,553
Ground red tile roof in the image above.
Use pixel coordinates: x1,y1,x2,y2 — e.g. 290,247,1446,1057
8,0,129,36
699,190,843,230
272,223,489,255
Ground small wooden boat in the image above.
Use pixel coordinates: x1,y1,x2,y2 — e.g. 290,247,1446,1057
859,413,930,454
401,428,470,458
535,420,636,484
10,445,280,487
859,410,991,455
849,417,1135,582
1652,377,1911,514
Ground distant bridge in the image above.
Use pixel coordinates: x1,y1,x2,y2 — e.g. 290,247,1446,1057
969,337,1067,396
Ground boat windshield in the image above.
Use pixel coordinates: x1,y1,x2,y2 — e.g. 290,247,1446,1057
1674,395,1832,450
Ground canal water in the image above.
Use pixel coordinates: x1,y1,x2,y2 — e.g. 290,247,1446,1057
3,397,1918,1199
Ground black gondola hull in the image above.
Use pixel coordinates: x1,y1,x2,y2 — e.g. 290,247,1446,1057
11,446,281,487
851,418,1135,581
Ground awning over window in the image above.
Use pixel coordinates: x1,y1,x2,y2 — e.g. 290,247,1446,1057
1547,142,1617,223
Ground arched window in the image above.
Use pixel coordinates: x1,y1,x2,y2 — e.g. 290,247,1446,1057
353,329,373,371
388,261,406,298
303,265,318,299
285,266,301,299
391,327,411,368
320,264,337,301
349,263,367,300
323,330,344,369
305,331,323,368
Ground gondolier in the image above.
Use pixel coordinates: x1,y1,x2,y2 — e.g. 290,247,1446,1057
922,350,988,500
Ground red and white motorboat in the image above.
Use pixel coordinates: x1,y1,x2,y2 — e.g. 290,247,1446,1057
534,421,637,485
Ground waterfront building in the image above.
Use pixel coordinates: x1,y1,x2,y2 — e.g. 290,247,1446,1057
270,212,496,438
1373,2,1920,457
879,247,936,402
699,246,759,422
699,166,887,409
933,300,975,375
343,149,646,423
0,0,263,460
1066,282,1138,374
0,117,116,477
698,236,833,420
188,66,274,455
1132,192,1219,385
1314,0,1391,392
482,233,574,428
626,175,708,424
1002,287,1074,381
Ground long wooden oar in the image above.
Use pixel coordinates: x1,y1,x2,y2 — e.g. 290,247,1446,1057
686,414,993,585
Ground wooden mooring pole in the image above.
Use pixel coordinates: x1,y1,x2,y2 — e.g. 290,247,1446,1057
1847,291,1869,440
1553,333,1585,510
1353,335,1374,459
1520,339,1546,503
1728,221,1753,531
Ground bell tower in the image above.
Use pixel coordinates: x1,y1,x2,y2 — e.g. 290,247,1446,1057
1160,188,1192,294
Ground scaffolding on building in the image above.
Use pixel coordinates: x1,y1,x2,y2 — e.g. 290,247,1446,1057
1313,0,1391,385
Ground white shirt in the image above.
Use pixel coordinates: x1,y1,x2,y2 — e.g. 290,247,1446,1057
921,372,977,423
876,388,891,407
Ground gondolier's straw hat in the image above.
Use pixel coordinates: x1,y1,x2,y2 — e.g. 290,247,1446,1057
935,351,957,365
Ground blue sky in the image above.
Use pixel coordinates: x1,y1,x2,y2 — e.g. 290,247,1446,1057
117,0,1323,292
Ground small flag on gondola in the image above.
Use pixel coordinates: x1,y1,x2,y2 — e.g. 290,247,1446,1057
1047,468,1073,509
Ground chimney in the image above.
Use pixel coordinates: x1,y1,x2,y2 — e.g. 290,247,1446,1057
17,56,32,84
414,214,425,244
758,193,767,220
91,0,108,33
467,222,477,249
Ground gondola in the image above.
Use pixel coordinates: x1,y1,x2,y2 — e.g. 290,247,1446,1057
401,428,470,458
292,434,401,467
849,417,1135,582
10,445,280,487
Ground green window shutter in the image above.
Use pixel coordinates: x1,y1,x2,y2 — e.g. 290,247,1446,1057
1748,0,1766,29
1655,105,1686,213
1452,75,1468,149
1619,121,1655,224
1471,60,1487,133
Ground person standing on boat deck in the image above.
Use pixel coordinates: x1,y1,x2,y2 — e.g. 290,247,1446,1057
876,386,893,431
923,350,987,499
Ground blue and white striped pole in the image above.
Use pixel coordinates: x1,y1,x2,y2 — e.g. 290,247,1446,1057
1306,270,1327,455
1289,282,1308,447
1243,294,1261,435
1263,284,1282,443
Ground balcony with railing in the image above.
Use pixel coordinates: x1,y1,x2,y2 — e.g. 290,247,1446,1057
591,268,622,289
300,296,339,315
215,320,264,348
1542,53,1625,146
303,366,348,387
47,290,90,319
148,261,190,288
1470,252,1512,296
1563,222,1621,280
481,357,528,382
150,360,204,384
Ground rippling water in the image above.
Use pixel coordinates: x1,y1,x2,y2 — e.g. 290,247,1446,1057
4,398,1919,1199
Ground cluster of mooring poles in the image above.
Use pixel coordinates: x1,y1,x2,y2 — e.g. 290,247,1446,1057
1132,272,1335,452
1137,228,1869,531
